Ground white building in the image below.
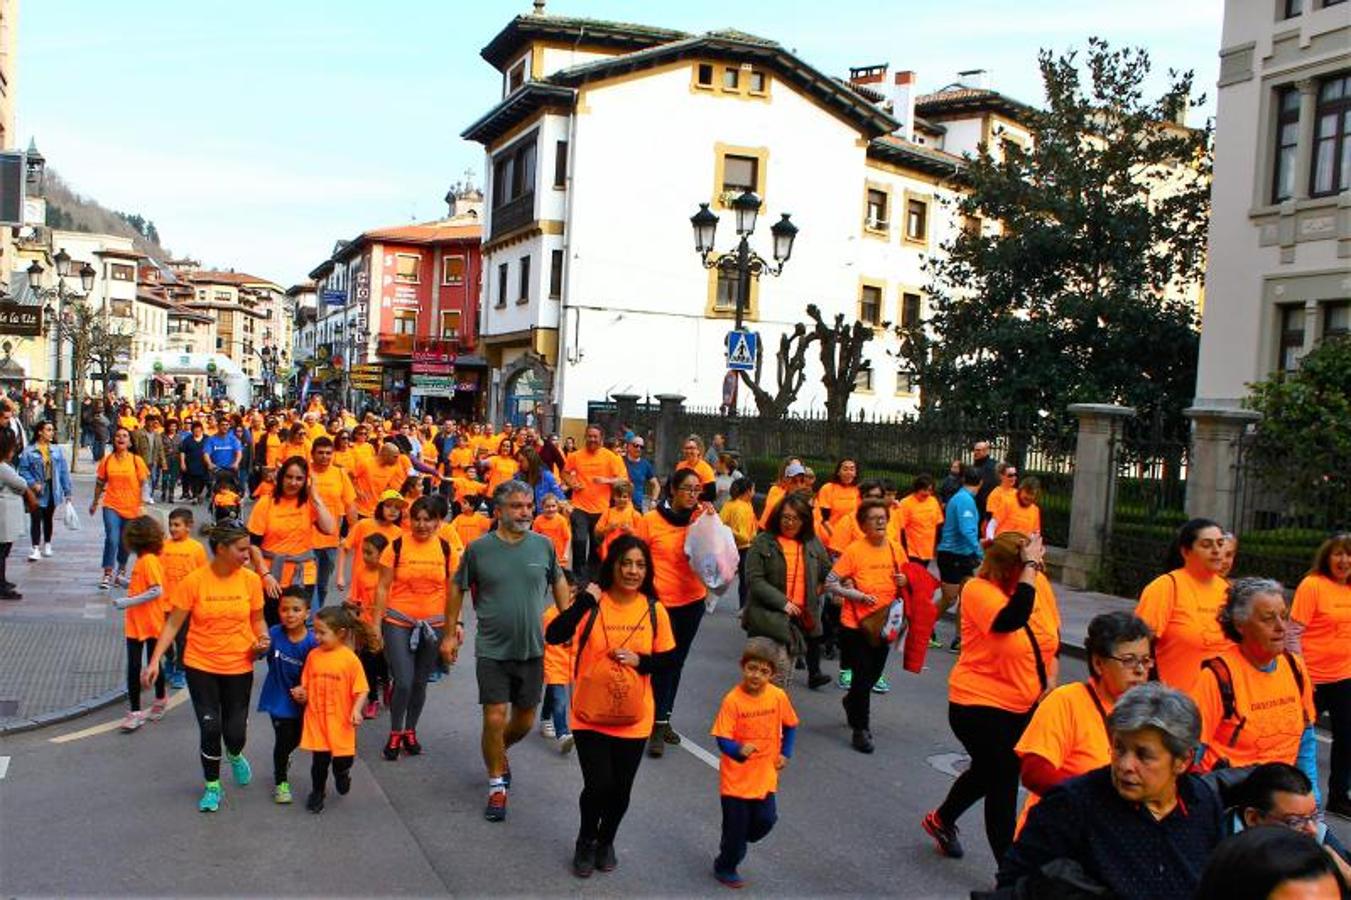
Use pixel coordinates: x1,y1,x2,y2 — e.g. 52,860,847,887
48,230,146,396
463,11,1054,435
1195,0,1349,408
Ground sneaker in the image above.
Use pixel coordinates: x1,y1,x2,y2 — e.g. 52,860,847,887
198,781,222,813
119,711,145,732
572,839,597,878
647,727,666,759
851,728,875,754
114,570,130,588
557,733,575,755
501,765,512,789
168,669,186,690
594,842,617,872
714,867,745,889
273,782,293,804
484,789,507,823
383,731,403,761
0,589,21,601
334,768,351,795
147,699,168,721
947,637,961,654
403,730,422,756
928,636,944,650
837,669,853,690
26,547,40,562
808,673,832,690
662,722,681,745
306,791,325,814
541,719,556,739
362,699,379,720
428,668,444,684
922,810,965,859
41,543,53,558
99,573,111,591
227,752,252,786
872,675,891,694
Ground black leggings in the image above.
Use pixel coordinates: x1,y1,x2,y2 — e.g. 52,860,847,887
311,751,353,793
0,541,11,586
382,622,441,732
271,716,302,785
839,627,889,730
185,668,253,782
936,702,1034,864
652,600,705,723
574,730,647,845
126,637,166,712
360,648,388,702
1315,678,1351,801
30,497,54,547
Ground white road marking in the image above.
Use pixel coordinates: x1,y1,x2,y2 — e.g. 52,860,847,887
674,730,720,770
49,690,189,744
0,756,9,780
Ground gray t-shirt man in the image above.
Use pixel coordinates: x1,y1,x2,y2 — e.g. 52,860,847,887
455,529,560,661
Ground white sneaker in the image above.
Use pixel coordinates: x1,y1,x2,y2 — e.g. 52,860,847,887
27,547,40,562
541,720,556,739
114,570,130,587
119,711,145,733
556,734,575,755
41,544,52,558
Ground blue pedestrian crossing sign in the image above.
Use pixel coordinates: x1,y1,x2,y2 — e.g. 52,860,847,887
725,329,758,372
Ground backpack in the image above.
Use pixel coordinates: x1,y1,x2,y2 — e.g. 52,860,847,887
1201,651,1308,750
571,598,658,727
391,536,453,579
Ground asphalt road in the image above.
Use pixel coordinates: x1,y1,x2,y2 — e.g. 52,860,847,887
0,590,1340,898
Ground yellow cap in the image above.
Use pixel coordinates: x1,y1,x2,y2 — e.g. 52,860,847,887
378,489,407,504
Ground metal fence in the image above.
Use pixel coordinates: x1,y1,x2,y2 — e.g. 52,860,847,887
1103,414,1191,598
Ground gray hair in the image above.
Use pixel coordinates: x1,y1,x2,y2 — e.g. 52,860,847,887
1218,576,1286,643
492,479,533,510
1107,682,1200,759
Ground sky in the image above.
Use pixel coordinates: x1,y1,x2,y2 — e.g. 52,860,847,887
18,0,1224,287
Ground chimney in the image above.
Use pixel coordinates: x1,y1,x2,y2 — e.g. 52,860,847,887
848,64,888,87
892,70,916,142
957,68,989,90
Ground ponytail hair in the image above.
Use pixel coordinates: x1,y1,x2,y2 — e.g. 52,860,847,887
315,604,379,652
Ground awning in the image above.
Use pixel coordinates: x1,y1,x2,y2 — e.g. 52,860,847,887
153,374,176,387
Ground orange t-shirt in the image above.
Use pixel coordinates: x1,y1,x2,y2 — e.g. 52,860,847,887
378,535,451,622
777,536,807,609
816,482,862,555
949,574,1062,712
161,537,208,601
171,566,264,675
567,592,676,739
452,512,492,548
309,465,356,550
597,504,640,560
533,513,572,568
484,455,520,495
564,448,627,515
247,495,320,585
542,604,574,686
1014,681,1113,833
986,484,1017,525
758,484,787,530
124,553,166,641
353,455,411,517
96,452,149,519
830,537,907,629
447,445,475,479
891,493,944,560
262,434,284,469
344,517,402,554
711,683,800,799
676,457,716,487
1290,574,1351,685
1135,569,1232,694
332,447,356,473
348,562,381,624
1195,646,1315,770
995,501,1041,537
299,643,368,756
280,440,312,464
635,510,706,607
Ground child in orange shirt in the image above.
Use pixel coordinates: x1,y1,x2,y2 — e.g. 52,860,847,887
295,605,372,814
114,515,169,731
212,472,242,523
252,468,275,501
718,477,757,609
347,532,390,719
595,479,639,562
711,638,800,889
539,604,575,754
533,494,572,572
452,497,492,548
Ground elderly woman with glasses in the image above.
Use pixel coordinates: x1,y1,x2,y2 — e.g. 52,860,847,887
998,683,1225,900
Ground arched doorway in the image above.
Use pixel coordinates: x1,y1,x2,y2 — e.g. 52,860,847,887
503,366,549,429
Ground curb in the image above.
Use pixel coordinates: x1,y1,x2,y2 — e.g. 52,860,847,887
0,686,127,737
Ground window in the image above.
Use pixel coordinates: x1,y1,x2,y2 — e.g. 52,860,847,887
197,289,206,299
722,68,739,91
696,63,714,88
748,70,768,95
517,255,531,304
109,264,134,282
859,284,882,326
111,299,133,317
440,310,461,339
1311,74,1350,197
496,263,508,307
900,292,922,329
1273,87,1301,202
442,255,465,286
492,139,537,207
854,367,873,392
723,154,758,194
549,249,564,298
865,188,889,230
214,291,231,302
215,337,223,350
1285,0,1303,14
896,368,916,395
507,60,526,94
393,254,419,284
393,311,416,335
553,140,568,189
1278,304,1306,372
1325,301,1349,338
714,270,741,311
905,198,929,242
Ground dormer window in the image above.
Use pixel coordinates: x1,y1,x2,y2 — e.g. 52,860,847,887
506,57,527,95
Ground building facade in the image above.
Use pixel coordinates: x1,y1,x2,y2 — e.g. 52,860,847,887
1195,0,1349,407
179,269,287,392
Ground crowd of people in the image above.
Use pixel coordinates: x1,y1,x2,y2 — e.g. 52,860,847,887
7,390,1347,896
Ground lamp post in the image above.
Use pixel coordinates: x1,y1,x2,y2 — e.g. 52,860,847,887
29,251,95,452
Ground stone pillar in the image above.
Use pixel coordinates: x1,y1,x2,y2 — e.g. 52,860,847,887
1062,403,1135,590
1293,78,1318,201
1184,407,1261,527
611,392,639,432
653,393,686,478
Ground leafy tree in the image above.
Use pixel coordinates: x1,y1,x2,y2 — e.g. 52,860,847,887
52,300,133,466
807,303,874,425
738,322,817,419
920,38,1211,438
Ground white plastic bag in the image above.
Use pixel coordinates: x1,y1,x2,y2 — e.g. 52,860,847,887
684,512,739,593
62,499,81,532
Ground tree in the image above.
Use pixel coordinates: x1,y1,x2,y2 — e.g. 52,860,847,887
737,322,817,419
807,303,875,425
56,300,133,459
920,38,1211,438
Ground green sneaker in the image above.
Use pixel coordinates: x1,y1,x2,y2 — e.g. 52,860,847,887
227,752,252,786
273,782,293,804
928,636,944,650
872,674,891,694
837,669,853,689
199,781,222,813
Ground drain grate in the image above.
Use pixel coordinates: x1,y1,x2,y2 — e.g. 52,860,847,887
0,699,20,718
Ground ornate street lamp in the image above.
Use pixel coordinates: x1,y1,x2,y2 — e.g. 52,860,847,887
689,194,797,332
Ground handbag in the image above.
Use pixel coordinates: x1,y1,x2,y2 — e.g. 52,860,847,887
571,600,656,727
855,543,904,648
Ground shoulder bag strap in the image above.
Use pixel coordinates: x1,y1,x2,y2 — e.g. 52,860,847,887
392,536,403,570
1023,622,1048,693
572,605,602,679
1084,681,1109,729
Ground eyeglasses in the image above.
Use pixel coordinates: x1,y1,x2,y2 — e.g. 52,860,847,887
1108,654,1153,670
675,485,701,495
1003,471,1018,478
1261,811,1320,831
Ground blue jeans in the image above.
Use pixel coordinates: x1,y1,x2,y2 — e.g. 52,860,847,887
715,793,778,876
540,683,570,736
101,507,131,571
312,547,336,611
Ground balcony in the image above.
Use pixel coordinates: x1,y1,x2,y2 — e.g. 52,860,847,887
377,332,415,357
489,192,534,241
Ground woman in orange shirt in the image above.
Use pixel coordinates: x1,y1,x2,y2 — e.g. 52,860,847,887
675,435,717,503
1134,518,1230,693
143,521,268,813
483,438,521,495
993,477,1042,538
544,534,676,876
924,531,1060,865
1287,534,1351,816
90,426,150,590
247,457,336,625
635,468,709,757
816,458,862,557
757,458,808,530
